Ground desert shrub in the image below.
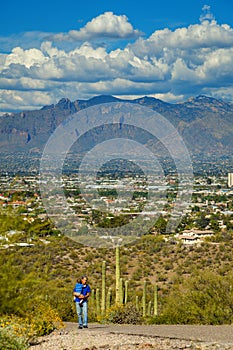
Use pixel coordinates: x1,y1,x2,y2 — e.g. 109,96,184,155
2,300,63,336
150,270,233,325
27,300,63,336
46,289,76,322
101,303,142,324
0,315,35,349
0,328,28,350
0,303,63,349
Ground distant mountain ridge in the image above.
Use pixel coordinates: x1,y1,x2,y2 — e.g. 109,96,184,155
0,94,233,173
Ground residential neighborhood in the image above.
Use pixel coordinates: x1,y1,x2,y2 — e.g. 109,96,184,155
0,171,233,247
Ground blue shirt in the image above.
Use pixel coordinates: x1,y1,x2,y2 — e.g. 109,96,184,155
74,283,83,294
73,284,91,303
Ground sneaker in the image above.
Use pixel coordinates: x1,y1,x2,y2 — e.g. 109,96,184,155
83,325,88,328
79,326,83,329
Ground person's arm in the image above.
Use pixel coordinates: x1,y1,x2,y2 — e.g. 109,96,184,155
73,283,84,297
73,291,85,297
83,286,91,299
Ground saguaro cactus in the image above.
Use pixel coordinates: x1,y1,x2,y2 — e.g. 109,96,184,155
135,295,139,311
96,288,100,317
147,300,152,316
106,288,112,309
119,277,123,304
124,280,129,304
90,288,95,306
101,260,106,315
142,280,147,317
153,284,158,316
115,245,120,304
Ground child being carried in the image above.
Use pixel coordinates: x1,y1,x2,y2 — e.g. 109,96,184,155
73,280,84,305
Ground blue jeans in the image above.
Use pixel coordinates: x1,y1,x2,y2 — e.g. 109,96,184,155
76,302,88,326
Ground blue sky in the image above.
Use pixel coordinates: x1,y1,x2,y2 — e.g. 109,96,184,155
1,0,233,114
1,0,232,36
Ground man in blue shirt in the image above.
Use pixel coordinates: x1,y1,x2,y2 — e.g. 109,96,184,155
73,275,91,329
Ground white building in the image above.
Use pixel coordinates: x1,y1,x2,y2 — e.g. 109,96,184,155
175,229,214,245
228,173,233,188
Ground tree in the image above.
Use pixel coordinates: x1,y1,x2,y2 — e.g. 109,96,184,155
154,217,167,234
195,215,210,229
28,219,54,237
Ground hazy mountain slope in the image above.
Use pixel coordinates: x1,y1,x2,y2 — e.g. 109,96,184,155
0,94,233,172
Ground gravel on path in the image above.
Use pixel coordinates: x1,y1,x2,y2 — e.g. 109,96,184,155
29,323,233,350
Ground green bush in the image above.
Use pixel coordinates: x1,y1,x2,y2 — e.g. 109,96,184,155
102,303,142,324
0,315,33,350
150,270,233,325
1,304,63,338
46,290,76,322
0,328,28,350
26,300,63,336
0,304,63,349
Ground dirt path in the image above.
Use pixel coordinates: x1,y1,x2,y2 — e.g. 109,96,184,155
30,323,233,349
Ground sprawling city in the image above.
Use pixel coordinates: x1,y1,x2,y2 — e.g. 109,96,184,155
1,170,233,247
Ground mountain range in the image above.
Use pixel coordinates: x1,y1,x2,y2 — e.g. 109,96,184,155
0,94,233,173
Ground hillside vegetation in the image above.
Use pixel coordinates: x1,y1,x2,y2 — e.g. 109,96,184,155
1,227,233,326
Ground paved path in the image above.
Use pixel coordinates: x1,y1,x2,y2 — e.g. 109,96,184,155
65,323,233,345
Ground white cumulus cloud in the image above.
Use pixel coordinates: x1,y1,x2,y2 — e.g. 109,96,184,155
5,47,48,68
199,4,216,23
1,7,233,113
50,12,142,41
